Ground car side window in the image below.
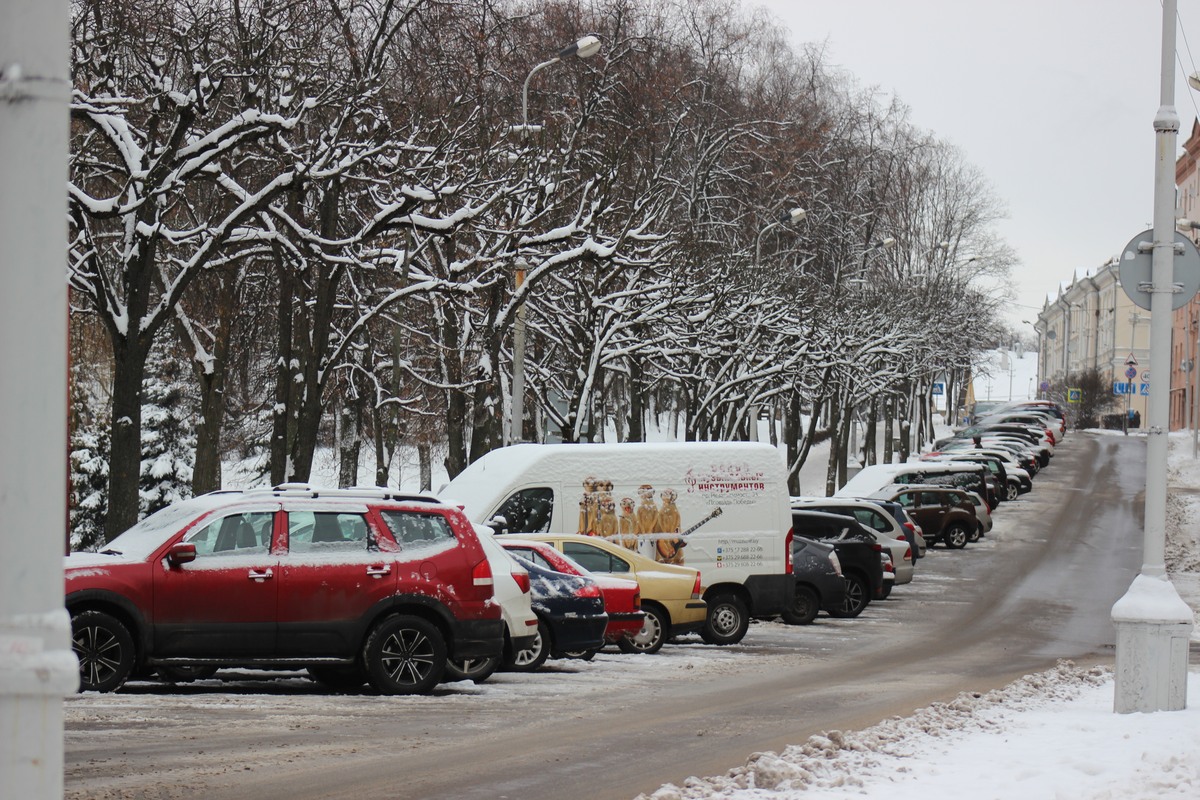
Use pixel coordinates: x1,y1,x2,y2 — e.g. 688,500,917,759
377,510,455,550
505,546,556,571
288,511,373,553
851,509,887,532
186,511,274,556
896,493,915,508
562,542,630,574
494,488,554,533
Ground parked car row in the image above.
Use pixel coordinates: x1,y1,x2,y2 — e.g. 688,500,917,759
780,400,1067,624
64,412,1065,694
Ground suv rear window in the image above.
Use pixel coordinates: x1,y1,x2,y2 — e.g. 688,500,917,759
378,510,457,548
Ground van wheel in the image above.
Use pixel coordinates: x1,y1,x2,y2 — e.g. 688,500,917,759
618,605,668,655
781,585,819,625
72,610,135,693
362,615,446,695
701,594,749,645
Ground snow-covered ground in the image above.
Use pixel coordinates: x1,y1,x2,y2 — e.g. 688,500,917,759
637,428,1200,800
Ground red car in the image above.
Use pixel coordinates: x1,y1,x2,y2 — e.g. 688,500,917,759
498,538,644,647
65,485,504,695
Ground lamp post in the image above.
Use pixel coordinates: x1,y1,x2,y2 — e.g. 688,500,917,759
1111,0,1194,715
746,206,806,441
845,236,897,286
509,35,602,445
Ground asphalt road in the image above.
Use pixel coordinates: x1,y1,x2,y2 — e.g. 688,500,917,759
64,432,1148,800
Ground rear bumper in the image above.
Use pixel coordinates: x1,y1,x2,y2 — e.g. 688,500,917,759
450,618,506,660
744,572,795,617
604,611,646,640
547,614,608,654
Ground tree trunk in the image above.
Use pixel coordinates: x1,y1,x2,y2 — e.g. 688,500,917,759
627,354,645,442
104,338,149,541
883,397,895,465
837,404,854,487
824,401,842,497
418,443,432,491
864,399,878,467
270,235,296,486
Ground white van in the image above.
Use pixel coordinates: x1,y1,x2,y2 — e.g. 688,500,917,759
439,442,794,646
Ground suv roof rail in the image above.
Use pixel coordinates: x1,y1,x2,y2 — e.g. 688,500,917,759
238,483,442,503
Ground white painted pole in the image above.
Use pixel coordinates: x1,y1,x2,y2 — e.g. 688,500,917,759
1112,0,1195,714
1,0,80,794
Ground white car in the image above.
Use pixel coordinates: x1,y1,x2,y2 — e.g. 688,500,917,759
790,497,914,587
444,527,539,683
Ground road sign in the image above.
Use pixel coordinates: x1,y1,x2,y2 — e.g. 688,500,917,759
1039,380,1050,392
931,382,944,395
1140,383,1151,396
1125,366,1138,379
1142,370,1150,382
1125,352,1139,366
1067,388,1082,403
1118,229,1200,310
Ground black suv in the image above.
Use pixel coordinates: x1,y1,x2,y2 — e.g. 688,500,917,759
790,511,885,619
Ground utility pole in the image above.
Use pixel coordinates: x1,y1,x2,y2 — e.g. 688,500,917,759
1111,0,1195,714
1,0,80,794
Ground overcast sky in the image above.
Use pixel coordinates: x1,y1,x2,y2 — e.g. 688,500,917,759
749,0,1200,330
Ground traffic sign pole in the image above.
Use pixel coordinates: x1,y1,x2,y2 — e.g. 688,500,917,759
1112,0,1194,715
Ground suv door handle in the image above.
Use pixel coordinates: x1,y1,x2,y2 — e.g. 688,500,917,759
248,568,273,581
366,565,392,578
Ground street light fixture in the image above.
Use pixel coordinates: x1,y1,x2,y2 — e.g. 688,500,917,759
509,35,603,444
753,206,807,268
510,35,602,137
846,236,897,286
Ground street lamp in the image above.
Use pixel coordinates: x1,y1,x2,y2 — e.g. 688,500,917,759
753,206,807,268
846,236,897,286
746,206,806,441
509,35,603,444
510,35,602,137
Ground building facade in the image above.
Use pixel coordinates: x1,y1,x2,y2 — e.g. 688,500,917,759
1171,119,1200,431
1034,260,1148,428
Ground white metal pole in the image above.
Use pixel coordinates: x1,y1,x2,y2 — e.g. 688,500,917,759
0,0,80,794
1112,0,1194,714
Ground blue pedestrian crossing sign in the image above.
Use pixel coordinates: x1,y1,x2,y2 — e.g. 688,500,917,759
1067,388,1082,403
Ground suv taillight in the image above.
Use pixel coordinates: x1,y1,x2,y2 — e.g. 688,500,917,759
691,573,703,599
472,558,493,587
512,570,531,594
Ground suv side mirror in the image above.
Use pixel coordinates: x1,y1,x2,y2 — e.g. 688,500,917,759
166,542,197,566
487,515,509,534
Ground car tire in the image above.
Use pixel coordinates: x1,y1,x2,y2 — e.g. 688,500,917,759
879,579,893,600
504,618,550,672
780,584,820,625
72,610,136,693
307,664,368,691
1005,482,1020,502
362,614,446,695
944,523,969,550
157,665,218,683
443,655,501,683
618,605,668,655
828,574,869,619
968,523,983,543
701,594,749,645
560,648,598,661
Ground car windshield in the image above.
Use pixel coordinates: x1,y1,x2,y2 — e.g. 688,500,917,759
99,494,233,559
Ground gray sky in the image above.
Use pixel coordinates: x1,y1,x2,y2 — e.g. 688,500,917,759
750,0,1200,330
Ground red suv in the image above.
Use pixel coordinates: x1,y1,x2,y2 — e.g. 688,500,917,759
66,485,503,695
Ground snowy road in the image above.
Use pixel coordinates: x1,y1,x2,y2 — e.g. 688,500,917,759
64,433,1145,800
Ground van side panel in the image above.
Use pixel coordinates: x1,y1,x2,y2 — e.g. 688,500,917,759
441,444,792,617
